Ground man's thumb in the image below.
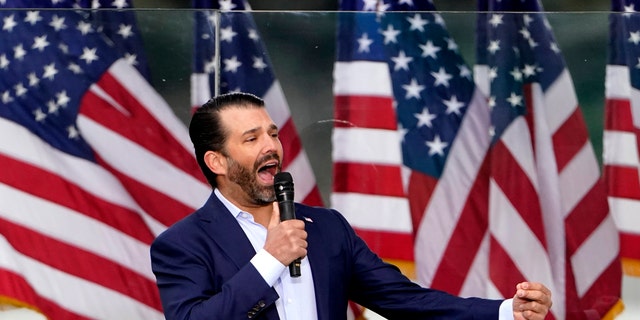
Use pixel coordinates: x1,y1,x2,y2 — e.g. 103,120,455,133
268,202,280,228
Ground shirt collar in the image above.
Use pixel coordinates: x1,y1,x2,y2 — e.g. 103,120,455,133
214,188,244,219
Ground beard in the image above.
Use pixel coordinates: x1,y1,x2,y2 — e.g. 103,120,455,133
226,154,279,205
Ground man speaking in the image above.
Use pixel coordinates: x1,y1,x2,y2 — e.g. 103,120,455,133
150,92,552,320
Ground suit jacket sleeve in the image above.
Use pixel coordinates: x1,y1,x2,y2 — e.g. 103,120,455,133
329,209,504,320
150,211,280,320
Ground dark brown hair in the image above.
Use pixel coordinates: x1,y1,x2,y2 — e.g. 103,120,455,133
189,92,265,188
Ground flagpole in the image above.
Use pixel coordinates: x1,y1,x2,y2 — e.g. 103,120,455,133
213,9,220,97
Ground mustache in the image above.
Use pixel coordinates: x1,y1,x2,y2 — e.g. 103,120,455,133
254,153,280,171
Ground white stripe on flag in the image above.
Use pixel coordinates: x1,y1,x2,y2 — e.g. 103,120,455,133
458,232,490,298
543,69,579,134
333,61,393,96
109,59,195,153
332,127,402,165
608,197,640,234
500,117,538,187
603,130,639,166
263,81,293,130
285,151,318,203
605,65,630,99
77,115,211,209
489,180,554,285
331,193,412,233
559,142,600,214
191,73,212,107
571,214,620,297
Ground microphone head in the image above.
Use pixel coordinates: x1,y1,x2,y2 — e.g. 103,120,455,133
274,172,294,201
274,171,293,184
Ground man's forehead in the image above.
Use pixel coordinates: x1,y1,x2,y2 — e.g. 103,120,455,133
221,107,275,131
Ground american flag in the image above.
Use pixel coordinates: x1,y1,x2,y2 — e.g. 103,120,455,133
191,0,323,206
332,0,415,278
333,0,489,283
604,0,640,279
0,0,211,318
475,0,622,318
335,0,622,319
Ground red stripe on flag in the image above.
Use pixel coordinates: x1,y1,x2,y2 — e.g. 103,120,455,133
564,254,621,320
279,118,302,169
620,232,640,260
605,98,634,132
579,260,623,319
430,157,490,294
604,165,640,199
353,228,414,261
334,95,397,129
0,154,155,244
0,218,162,310
0,269,90,320
301,185,324,207
333,162,405,197
488,237,526,298
564,180,611,254
95,155,194,227
491,140,547,249
80,74,203,181
406,171,437,236
552,108,589,172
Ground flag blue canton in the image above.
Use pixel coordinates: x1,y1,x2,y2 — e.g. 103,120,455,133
0,3,121,160
609,0,640,89
335,0,478,178
193,0,275,97
87,0,151,80
477,0,566,142
380,3,475,179
335,11,388,62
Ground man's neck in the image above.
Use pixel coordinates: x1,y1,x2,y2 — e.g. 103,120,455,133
217,187,273,227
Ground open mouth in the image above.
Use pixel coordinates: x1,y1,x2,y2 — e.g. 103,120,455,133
257,161,279,184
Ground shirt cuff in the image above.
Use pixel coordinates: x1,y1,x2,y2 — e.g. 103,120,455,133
250,249,286,287
498,298,514,320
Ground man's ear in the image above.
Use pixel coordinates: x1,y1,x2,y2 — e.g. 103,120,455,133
204,150,226,175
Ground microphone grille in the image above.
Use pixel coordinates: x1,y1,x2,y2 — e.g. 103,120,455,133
274,172,293,184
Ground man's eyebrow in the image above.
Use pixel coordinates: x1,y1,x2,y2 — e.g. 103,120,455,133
241,124,278,136
242,127,259,136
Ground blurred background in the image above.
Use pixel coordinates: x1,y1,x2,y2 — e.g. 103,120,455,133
132,0,612,205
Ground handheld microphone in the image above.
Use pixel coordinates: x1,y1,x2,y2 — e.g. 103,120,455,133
273,172,301,277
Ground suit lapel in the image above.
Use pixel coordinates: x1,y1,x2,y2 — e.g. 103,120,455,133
197,194,257,269
198,196,331,319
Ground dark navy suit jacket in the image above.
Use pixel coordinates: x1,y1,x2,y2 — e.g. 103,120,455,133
150,192,503,319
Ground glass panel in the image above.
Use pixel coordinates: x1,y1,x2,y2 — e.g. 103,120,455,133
0,5,636,320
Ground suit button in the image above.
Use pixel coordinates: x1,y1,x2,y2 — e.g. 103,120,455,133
247,311,255,319
258,300,266,308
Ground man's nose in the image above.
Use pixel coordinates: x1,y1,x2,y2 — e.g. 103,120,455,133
261,134,279,153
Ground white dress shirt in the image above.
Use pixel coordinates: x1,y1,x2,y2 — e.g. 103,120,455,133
215,189,318,320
